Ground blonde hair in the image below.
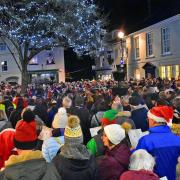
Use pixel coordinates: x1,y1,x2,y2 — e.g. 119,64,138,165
0,110,8,121
129,149,155,171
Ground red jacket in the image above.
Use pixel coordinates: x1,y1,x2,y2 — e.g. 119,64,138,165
98,143,131,180
120,170,159,180
0,129,15,169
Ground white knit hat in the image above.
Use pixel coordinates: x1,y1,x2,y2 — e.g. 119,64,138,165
52,107,68,128
104,124,125,145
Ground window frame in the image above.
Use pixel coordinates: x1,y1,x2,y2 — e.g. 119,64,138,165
146,32,154,57
161,27,171,55
134,36,140,59
1,61,8,72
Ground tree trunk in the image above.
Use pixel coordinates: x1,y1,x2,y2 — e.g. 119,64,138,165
21,64,29,94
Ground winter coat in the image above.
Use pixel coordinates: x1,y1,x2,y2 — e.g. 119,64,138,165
136,125,180,180
120,170,159,180
0,129,15,169
131,107,148,132
0,150,61,180
87,130,105,157
98,143,130,180
34,104,48,125
0,120,12,132
42,136,64,162
52,154,98,180
91,111,105,127
69,106,91,145
9,109,22,128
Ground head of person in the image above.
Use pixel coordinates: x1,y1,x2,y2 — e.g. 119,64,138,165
62,96,72,109
129,149,155,171
147,106,174,128
165,89,176,100
74,95,84,107
129,96,142,110
102,124,125,150
101,109,118,127
15,108,37,152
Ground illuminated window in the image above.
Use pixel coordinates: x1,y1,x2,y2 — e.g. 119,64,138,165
1,61,8,71
29,57,38,65
159,66,166,79
175,65,179,80
135,69,140,80
167,66,172,80
134,37,140,59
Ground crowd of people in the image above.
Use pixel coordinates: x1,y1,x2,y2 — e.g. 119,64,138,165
0,77,180,180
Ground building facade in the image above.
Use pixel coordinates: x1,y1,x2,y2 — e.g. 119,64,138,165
0,39,65,84
126,14,180,80
94,30,127,80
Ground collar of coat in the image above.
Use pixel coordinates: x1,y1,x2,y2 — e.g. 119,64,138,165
5,150,43,167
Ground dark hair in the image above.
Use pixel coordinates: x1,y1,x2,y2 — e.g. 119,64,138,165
156,99,169,106
96,101,108,111
22,108,35,122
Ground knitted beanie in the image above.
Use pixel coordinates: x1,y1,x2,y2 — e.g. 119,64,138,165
64,115,83,144
14,109,37,150
101,109,118,125
104,124,125,145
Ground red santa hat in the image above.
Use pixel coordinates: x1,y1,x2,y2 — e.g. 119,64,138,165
148,106,174,123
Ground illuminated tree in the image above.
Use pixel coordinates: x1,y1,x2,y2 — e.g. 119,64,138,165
0,0,104,92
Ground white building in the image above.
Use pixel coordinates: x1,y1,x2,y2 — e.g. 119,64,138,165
0,39,65,84
126,14,180,80
94,30,127,80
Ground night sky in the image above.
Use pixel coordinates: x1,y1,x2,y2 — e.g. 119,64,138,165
65,0,180,80
96,0,180,34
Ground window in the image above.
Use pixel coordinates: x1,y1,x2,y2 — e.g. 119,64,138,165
29,57,38,65
1,61,8,71
0,43,6,51
175,65,179,80
146,32,153,57
167,66,172,80
134,37,140,59
46,52,55,65
159,66,166,79
161,27,170,54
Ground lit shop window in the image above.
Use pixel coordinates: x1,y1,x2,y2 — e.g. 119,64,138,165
175,65,179,80
167,66,172,80
159,66,166,79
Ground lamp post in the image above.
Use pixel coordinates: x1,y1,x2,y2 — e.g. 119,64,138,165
117,31,125,66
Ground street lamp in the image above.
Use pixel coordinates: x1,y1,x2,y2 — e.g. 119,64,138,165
117,31,124,39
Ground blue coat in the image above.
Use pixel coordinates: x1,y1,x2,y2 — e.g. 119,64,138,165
131,107,148,132
136,125,180,180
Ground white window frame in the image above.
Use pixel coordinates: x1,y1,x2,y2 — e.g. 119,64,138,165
134,36,140,59
161,27,171,55
1,61,8,72
0,43,6,51
146,32,153,57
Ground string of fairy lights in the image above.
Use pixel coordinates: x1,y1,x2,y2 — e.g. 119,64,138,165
0,0,103,55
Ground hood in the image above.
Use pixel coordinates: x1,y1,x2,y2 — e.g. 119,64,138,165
58,154,94,171
107,143,130,167
0,120,7,129
3,151,47,180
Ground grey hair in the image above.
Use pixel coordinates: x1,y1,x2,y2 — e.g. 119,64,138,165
129,149,155,171
62,96,72,108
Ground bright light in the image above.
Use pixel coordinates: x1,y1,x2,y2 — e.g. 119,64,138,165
1,61,4,65
118,31,124,39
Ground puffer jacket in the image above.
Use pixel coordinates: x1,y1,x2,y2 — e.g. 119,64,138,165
0,150,61,180
42,136,64,162
98,143,131,180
